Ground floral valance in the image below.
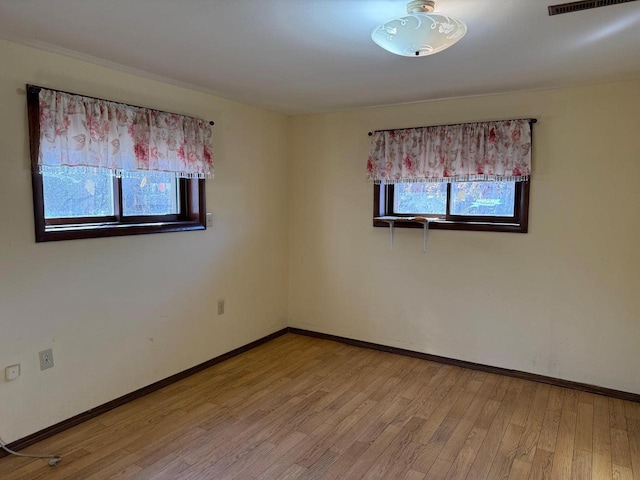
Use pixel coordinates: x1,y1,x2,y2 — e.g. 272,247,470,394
36,87,214,179
366,119,532,184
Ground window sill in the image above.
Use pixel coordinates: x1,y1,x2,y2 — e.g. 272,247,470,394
37,220,205,242
373,217,527,233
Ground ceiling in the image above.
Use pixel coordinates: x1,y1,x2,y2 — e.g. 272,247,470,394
0,0,639,115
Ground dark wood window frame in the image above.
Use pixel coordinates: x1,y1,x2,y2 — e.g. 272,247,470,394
373,180,530,233
27,85,206,242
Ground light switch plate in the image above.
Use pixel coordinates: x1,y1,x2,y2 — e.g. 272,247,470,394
206,212,213,227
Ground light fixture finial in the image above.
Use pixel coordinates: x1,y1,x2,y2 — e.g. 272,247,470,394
407,1,435,14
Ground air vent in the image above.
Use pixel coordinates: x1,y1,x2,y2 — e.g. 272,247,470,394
548,0,637,15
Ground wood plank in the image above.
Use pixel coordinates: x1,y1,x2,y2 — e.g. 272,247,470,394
593,454,614,480
444,427,487,480
403,470,427,480
411,416,458,473
612,464,634,480
412,370,471,445
425,458,452,480
571,449,592,480
146,460,190,480
624,401,640,421
322,440,369,480
438,378,495,462
625,418,640,480
611,399,629,431
486,423,524,479
579,392,595,406
575,400,594,453
341,424,403,479
437,374,496,463
563,389,580,413
465,379,524,479
303,449,339,479
475,399,502,431
528,448,554,480
538,387,564,453
549,409,577,479
593,394,613,480
510,381,538,428
275,464,307,480
611,428,633,469
509,458,532,479
515,383,551,463
381,441,425,480
361,416,426,479
255,423,334,479
241,431,307,478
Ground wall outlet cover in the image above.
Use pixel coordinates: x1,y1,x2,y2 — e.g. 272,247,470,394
39,348,54,370
5,364,20,381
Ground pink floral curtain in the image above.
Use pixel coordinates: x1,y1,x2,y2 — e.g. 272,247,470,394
366,119,531,183
37,88,214,178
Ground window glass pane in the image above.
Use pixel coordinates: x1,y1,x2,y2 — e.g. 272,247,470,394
42,166,115,219
122,173,179,216
450,181,515,217
394,182,447,215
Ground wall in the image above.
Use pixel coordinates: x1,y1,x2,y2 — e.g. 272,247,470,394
0,39,290,442
288,79,640,394
2,37,639,446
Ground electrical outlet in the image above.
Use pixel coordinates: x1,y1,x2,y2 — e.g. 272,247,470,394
5,364,20,381
217,299,225,315
39,348,54,370
206,212,213,227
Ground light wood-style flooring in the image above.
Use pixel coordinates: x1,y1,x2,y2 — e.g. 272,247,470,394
2,333,640,479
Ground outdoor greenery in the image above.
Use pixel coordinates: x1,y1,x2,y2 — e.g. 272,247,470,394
42,167,178,219
394,181,515,217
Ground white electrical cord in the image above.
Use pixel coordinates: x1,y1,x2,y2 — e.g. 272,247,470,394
0,436,62,467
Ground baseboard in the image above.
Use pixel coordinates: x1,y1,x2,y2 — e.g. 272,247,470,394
1,328,288,458
288,327,640,404
4,325,638,458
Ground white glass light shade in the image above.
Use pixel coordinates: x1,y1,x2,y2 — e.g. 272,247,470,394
371,12,467,57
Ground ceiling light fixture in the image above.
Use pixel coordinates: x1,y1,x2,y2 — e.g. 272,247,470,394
371,0,467,57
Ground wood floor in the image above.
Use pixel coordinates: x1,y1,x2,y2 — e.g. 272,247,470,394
2,333,640,479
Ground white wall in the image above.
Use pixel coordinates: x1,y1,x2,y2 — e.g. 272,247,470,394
288,80,640,394
0,39,290,443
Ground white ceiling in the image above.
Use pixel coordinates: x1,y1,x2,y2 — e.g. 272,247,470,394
0,0,639,115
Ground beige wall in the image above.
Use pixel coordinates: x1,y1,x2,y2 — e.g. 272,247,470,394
0,39,290,443
2,36,640,445
288,80,640,394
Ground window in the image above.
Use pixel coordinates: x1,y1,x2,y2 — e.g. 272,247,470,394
27,86,210,242
367,119,533,233
33,166,205,241
374,180,529,232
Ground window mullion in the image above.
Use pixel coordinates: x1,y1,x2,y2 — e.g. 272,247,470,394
445,183,452,220
114,177,123,222
386,183,395,215
180,178,189,218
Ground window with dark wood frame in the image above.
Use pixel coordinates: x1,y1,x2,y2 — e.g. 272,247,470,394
27,86,206,242
373,180,530,233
